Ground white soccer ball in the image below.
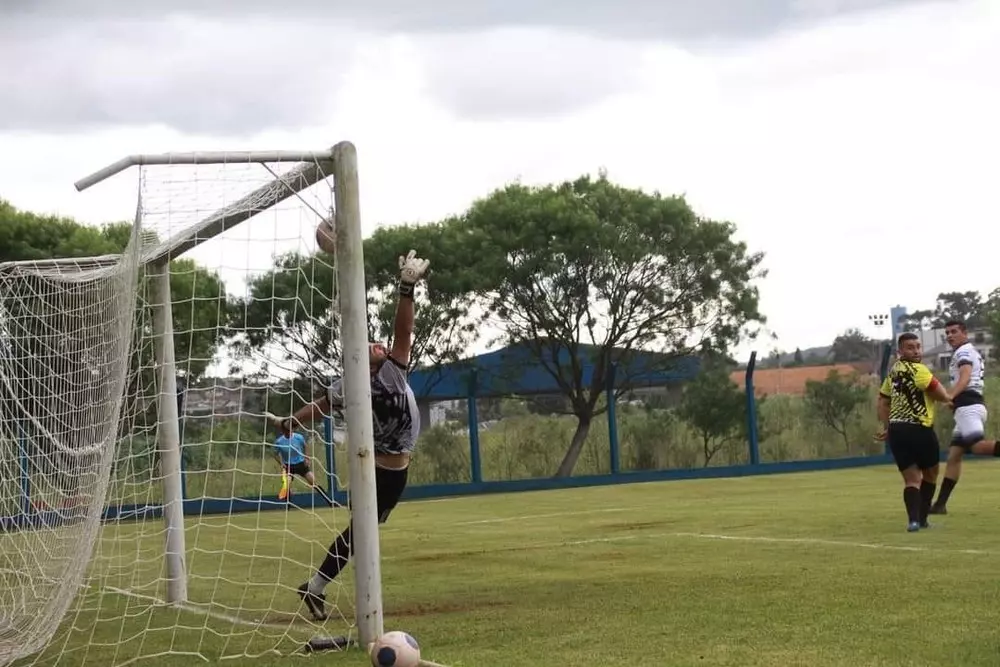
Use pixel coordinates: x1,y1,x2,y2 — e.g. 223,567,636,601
369,630,421,667
315,217,336,254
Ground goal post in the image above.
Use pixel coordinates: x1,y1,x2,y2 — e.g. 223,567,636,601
0,141,385,666
329,142,384,644
146,259,187,605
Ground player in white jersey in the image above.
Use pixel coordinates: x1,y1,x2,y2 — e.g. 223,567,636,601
270,249,429,621
929,319,1000,515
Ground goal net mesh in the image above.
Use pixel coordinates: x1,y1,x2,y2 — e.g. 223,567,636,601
0,157,357,667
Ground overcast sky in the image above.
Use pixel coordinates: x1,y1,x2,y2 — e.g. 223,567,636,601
1,0,996,365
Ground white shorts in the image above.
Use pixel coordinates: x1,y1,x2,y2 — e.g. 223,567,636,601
952,404,988,447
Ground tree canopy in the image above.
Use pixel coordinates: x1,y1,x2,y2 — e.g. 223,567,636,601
225,174,768,477
458,174,767,476
0,199,235,382
3,169,769,479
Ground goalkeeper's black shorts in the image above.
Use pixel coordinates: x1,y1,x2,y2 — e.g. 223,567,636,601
287,461,311,477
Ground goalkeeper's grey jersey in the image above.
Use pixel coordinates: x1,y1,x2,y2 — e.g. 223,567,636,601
327,358,420,455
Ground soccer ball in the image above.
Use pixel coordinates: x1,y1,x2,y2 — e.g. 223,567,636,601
369,630,421,667
315,217,336,254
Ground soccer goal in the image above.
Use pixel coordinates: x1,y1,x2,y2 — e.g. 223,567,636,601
0,143,385,666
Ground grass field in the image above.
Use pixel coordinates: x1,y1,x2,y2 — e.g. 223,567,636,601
22,462,1000,667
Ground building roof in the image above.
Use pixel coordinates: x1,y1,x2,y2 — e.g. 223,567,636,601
733,363,875,396
407,341,701,400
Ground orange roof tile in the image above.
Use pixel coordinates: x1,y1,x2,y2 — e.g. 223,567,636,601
730,364,877,396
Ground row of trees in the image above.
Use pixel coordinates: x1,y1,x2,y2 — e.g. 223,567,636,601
1,173,767,477
757,291,1000,370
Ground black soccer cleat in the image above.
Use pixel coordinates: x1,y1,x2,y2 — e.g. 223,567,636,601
297,583,328,621
928,504,948,515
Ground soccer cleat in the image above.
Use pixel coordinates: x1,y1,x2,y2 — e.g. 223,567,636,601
297,583,328,621
920,520,932,529
928,504,947,515
907,521,921,532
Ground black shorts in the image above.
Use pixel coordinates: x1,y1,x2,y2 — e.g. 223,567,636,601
887,422,940,471
286,461,311,478
347,465,409,524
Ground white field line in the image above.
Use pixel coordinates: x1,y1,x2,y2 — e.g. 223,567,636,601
670,532,991,555
103,585,308,631
452,506,644,525
383,528,995,560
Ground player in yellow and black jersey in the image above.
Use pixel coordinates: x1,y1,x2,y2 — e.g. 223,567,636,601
875,332,953,533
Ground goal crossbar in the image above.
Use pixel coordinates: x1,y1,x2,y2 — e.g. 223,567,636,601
72,149,338,264
73,150,339,192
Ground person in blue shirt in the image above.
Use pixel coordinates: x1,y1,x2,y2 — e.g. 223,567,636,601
273,422,316,489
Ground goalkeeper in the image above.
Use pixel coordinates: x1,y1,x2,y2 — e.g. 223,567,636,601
271,249,429,622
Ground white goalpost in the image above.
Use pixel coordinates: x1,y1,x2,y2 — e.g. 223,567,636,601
0,142,385,666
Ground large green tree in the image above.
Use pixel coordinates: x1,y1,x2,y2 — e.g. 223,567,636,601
459,173,767,477
677,363,751,467
830,328,876,362
0,201,235,482
0,201,234,382
803,369,869,451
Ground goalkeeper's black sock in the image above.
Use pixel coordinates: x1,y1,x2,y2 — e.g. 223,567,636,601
903,486,921,524
919,481,936,524
935,477,957,507
311,526,352,594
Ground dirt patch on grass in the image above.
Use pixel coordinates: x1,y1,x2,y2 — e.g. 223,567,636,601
601,519,675,532
256,610,323,627
387,598,512,618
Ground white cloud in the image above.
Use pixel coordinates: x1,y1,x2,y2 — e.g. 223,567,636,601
0,15,361,134
1,0,995,365
413,28,652,120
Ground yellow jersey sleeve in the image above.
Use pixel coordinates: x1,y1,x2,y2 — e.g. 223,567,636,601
912,363,935,391
879,376,891,397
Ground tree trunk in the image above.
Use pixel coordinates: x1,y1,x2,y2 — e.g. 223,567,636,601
554,414,593,478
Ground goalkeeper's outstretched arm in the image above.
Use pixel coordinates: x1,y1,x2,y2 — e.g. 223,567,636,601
390,250,429,368
288,396,332,429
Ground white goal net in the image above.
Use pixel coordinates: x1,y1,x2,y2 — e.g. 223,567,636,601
0,149,374,667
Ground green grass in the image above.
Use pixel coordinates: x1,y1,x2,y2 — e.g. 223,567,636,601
17,462,1000,667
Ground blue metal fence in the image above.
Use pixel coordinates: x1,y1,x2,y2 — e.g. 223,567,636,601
4,346,904,529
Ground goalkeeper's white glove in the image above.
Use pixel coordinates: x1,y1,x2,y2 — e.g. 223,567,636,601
264,411,293,436
397,249,430,298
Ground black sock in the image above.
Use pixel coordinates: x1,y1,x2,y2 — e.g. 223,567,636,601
317,525,353,583
993,442,1000,457
936,477,957,507
919,481,936,524
903,486,921,524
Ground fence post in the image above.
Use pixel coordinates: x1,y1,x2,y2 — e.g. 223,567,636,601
745,351,760,466
17,421,30,526
467,370,483,484
323,415,337,500
176,375,187,502
606,362,621,474
878,342,893,457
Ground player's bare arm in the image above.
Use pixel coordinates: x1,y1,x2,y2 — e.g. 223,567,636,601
926,377,952,404
949,362,972,400
875,393,890,440
390,250,429,367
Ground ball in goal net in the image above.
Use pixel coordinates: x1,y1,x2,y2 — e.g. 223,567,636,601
0,143,386,666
